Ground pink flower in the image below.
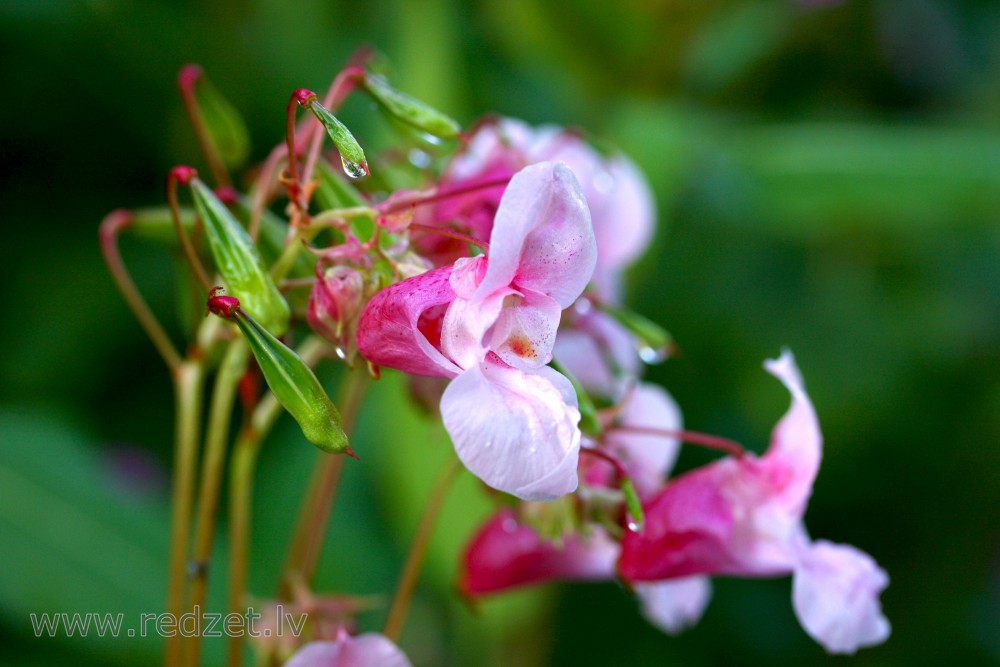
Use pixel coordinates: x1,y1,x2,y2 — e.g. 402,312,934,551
423,118,655,300
459,508,619,595
284,631,412,667
618,350,890,653
459,507,712,635
358,162,597,500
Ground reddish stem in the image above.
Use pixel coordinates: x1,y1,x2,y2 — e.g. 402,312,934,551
408,222,489,253
614,425,746,460
177,64,231,188
379,175,511,215
579,446,630,482
99,210,182,370
167,167,212,291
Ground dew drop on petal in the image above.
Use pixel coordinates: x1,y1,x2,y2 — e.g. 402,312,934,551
502,517,519,533
341,156,369,179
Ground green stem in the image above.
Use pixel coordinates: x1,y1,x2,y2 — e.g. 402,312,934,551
277,369,368,599
186,337,248,667
226,337,327,667
166,360,206,667
99,210,182,371
383,455,461,642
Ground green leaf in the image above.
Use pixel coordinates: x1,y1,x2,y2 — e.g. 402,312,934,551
0,409,168,659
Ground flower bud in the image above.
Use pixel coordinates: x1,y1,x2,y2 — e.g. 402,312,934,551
211,298,350,455
307,265,364,351
189,176,291,335
361,73,461,140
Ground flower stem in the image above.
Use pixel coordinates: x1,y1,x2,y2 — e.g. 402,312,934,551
99,210,182,370
165,359,206,667
226,336,327,667
178,64,231,189
383,455,462,643
379,175,511,215
614,425,746,459
277,368,368,598
186,337,248,667
167,170,213,291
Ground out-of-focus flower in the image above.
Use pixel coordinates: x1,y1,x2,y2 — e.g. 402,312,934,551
284,630,412,667
358,162,596,500
619,350,890,653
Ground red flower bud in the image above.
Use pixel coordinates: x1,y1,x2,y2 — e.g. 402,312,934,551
206,286,241,318
307,266,365,351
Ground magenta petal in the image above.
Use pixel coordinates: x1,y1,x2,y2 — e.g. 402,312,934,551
441,363,581,501
762,349,822,517
356,266,461,378
618,461,743,581
285,634,412,667
634,576,712,635
460,509,618,595
792,541,891,654
475,162,596,308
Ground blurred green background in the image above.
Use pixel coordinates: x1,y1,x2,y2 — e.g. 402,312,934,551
1,0,998,665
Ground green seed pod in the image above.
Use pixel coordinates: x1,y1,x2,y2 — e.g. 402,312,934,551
179,65,251,170
361,73,461,140
190,178,290,335
306,99,369,179
229,306,350,455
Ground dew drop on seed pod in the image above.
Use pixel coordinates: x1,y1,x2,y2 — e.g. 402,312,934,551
341,156,369,179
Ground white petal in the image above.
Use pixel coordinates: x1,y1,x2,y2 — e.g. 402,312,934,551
605,382,683,498
792,540,891,654
476,162,596,308
285,634,413,667
441,363,581,501
635,576,713,635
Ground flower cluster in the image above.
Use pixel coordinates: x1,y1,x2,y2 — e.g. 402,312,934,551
349,119,890,654
105,61,890,665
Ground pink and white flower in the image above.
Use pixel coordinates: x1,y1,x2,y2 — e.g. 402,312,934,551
618,350,890,654
357,161,597,500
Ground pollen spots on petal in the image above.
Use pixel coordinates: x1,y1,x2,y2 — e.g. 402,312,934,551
508,334,539,361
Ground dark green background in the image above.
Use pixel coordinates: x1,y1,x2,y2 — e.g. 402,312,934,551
1,0,998,665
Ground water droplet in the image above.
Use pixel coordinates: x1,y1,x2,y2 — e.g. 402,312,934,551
334,346,347,361
638,345,668,364
627,518,644,533
341,156,369,179
528,446,537,454
408,148,431,168
502,518,519,533
484,440,492,448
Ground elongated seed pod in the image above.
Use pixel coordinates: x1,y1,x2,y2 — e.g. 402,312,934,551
190,177,291,335
230,307,349,455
